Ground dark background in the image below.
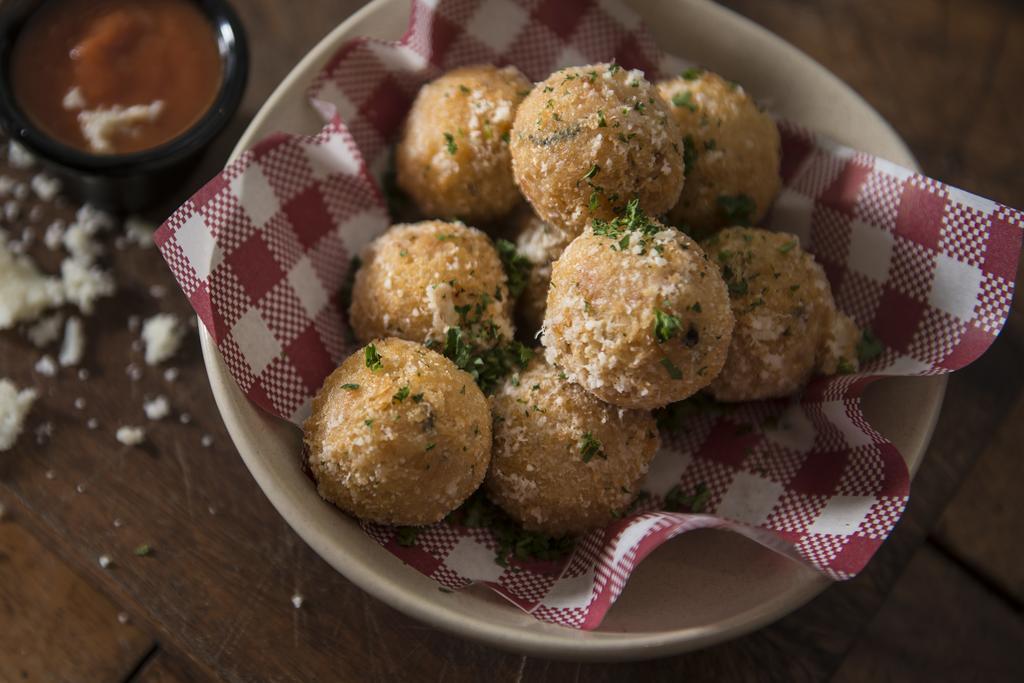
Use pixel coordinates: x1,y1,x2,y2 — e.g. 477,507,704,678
1,1,1021,681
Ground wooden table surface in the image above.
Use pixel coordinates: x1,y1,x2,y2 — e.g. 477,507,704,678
2,1,1023,681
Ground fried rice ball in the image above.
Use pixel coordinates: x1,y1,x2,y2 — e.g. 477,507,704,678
396,65,531,223
512,209,573,337
702,227,845,401
541,204,734,410
510,63,684,237
486,357,659,535
658,70,781,239
349,221,514,349
303,338,492,525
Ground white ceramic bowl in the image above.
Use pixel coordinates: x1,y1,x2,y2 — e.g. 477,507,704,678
200,0,947,661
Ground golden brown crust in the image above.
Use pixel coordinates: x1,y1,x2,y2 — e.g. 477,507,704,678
658,72,781,239
396,65,531,222
510,63,684,237
486,357,658,535
303,338,491,525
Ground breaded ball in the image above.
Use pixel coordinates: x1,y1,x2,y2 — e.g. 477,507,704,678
486,357,659,535
658,70,781,239
396,65,531,222
510,63,684,237
702,227,839,401
303,338,491,525
542,202,734,410
512,210,573,336
349,221,514,349
817,310,861,375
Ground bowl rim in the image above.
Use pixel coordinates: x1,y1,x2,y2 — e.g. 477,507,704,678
0,0,249,174
199,0,948,661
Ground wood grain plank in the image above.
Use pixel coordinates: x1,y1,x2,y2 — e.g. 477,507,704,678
831,544,1024,682
132,649,219,683
933,387,1024,604
0,501,154,683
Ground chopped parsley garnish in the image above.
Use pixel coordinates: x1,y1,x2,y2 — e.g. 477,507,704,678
456,492,574,566
393,385,410,403
364,419,374,427
133,544,152,557
579,432,604,462
501,130,510,143
690,302,702,313
412,393,424,403
597,110,607,127
437,327,533,395
581,164,600,181
660,356,683,379
653,308,682,343
588,190,600,211
458,84,470,94
425,443,436,451
681,67,704,81
682,134,698,175
672,90,697,111
857,329,885,364
495,238,532,298
591,198,665,254
395,526,420,547
716,194,756,225
608,63,621,74
443,132,457,155
778,241,797,253
340,383,359,391
837,357,856,374
437,232,455,241
664,482,711,513
364,343,383,371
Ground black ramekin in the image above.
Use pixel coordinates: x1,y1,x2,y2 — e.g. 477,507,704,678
0,0,248,213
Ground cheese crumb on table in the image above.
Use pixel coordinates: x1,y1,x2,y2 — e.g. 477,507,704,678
60,258,115,314
291,594,304,609
7,140,35,169
124,216,156,248
25,312,64,348
30,173,61,202
115,425,146,446
98,554,112,568
34,354,57,377
58,316,85,367
143,395,170,421
0,379,38,451
141,313,184,365
0,236,65,329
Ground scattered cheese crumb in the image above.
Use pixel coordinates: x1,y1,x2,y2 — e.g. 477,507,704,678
62,86,86,110
30,173,61,202
78,101,165,154
44,469,55,480
73,397,86,410
26,312,64,347
141,313,184,365
200,434,213,448
34,354,57,377
291,594,304,609
116,612,130,625
143,395,170,421
115,426,146,446
35,421,53,444
163,367,179,382
126,363,143,381
7,140,35,169
98,554,112,568
58,316,85,367
124,216,156,248
0,379,38,451
0,236,65,329
77,368,90,381
179,412,192,425
86,418,99,430
60,257,115,314
43,220,66,250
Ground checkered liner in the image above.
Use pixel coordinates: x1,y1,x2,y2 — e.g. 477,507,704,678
156,0,1022,629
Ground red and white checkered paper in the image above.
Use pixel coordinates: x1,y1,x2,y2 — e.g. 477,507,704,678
156,0,1022,629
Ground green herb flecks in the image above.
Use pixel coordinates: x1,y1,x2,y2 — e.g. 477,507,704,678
579,432,604,463
660,356,683,380
443,132,457,155
591,198,666,254
495,238,532,299
364,343,383,371
681,67,704,81
392,385,410,403
664,482,711,513
581,164,600,181
340,383,359,391
437,327,533,395
672,90,697,111
653,308,682,343
133,544,152,557
857,329,885,365
682,134,698,175
395,526,421,547
456,491,575,566
778,241,797,254
716,193,756,226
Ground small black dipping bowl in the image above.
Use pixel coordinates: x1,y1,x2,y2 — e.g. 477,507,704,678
0,0,248,214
